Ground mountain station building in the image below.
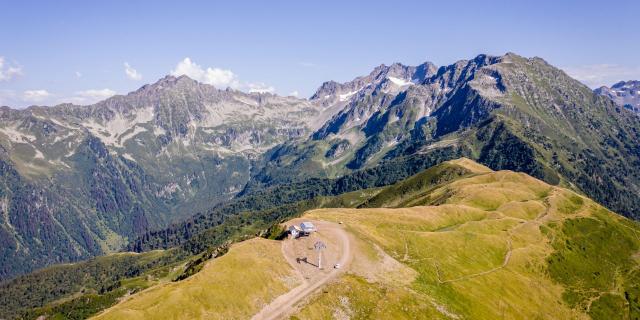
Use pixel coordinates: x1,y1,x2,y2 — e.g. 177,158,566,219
289,221,316,238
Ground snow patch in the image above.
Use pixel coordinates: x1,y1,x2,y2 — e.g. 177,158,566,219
339,90,358,102
121,153,136,162
387,76,414,87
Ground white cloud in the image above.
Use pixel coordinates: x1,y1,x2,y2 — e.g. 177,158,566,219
0,56,23,81
124,62,142,80
23,90,51,102
75,71,82,78
248,82,275,94
65,88,116,105
170,57,278,94
171,57,239,89
289,90,299,97
562,64,640,88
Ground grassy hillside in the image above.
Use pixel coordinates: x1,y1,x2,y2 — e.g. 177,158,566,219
13,159,473,319
298,164,640,319
92,238,300,320
4,158,639,319
359,158,492,208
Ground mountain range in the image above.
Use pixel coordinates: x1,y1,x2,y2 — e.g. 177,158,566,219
595,80,640,112
1,52,640,282
250,53,640,221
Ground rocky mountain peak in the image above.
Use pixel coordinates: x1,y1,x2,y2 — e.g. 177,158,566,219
595,80,640,112
310,61,438,104
133,74,206,95
414,61,439,82
612,80,640,89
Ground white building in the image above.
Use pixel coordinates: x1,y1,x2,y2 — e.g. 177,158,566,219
289,222,316,238
288,225,302,238
300,222,316,234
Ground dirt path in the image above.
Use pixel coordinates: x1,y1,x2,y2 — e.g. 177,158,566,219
251,220,353,320
433,195,555,284
435,238,513,284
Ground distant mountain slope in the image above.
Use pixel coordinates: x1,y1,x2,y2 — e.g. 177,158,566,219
127,148,462,253
48,158,638,320
0,75,336,280
595,80,640,112
251,53,640,223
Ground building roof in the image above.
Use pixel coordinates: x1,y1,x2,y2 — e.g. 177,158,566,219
289,225,302,231
300,222,315,229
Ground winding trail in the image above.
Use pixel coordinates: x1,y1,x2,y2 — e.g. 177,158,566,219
434,193,555,284
251,220,353,320
435,238,513,284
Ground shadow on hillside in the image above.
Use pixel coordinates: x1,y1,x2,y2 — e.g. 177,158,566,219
296,257,317,267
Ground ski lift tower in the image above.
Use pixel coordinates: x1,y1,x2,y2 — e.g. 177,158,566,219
314,241,326,269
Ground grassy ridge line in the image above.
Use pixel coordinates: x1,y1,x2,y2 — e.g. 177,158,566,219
359,158,492,208
92,239,300,320
297,168,640,319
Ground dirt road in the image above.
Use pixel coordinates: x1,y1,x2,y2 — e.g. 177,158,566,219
251,220,352,320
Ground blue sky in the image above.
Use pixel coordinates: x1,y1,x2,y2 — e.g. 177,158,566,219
1,0,639,107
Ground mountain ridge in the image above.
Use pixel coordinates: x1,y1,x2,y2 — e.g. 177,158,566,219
249,53,640,222
0,73,329,280
2,52,640,282
595,80,640,112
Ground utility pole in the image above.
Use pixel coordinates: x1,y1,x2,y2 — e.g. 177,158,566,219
314,241,326,269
